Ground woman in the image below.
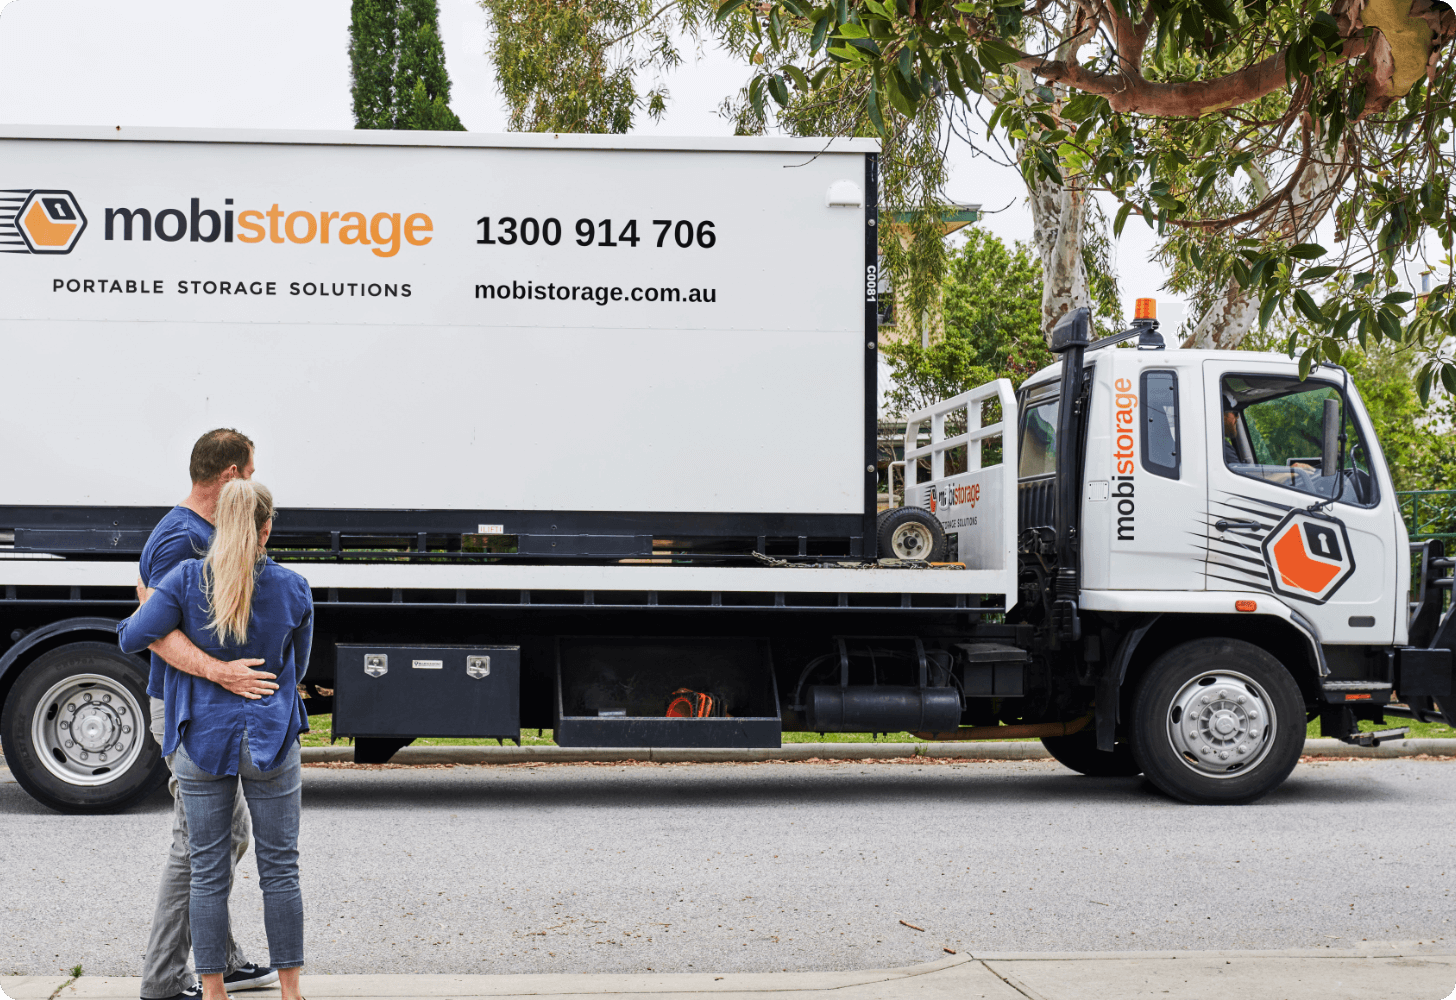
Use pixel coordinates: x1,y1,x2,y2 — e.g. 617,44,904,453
120,480,312,1000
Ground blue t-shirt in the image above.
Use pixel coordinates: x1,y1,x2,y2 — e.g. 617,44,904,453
139,506,215,699
118,558,313,776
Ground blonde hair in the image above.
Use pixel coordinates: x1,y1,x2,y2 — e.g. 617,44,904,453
202,479,275,645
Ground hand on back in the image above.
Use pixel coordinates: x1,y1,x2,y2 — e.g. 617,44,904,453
208,658,277,699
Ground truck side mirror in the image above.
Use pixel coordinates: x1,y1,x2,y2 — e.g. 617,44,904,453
1321,397,1340,476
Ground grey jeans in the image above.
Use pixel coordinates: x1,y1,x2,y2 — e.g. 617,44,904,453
141,697,253,999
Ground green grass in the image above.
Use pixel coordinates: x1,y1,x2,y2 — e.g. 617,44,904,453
1305,715,1456,739
302,718,1064,747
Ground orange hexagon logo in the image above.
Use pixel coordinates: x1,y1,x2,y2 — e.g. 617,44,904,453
8,189,87,254
1261,510,1355,604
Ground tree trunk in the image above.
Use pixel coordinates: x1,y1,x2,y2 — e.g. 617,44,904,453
1029,167,1093,339
1182,141,1352,350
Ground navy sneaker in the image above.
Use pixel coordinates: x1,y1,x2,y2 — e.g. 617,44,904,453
143,987,201,1000
224,964,279,991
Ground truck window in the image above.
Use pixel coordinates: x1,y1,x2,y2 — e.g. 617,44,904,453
1140,370,1179,479
1018,396,1059,478
1220,374,1378,506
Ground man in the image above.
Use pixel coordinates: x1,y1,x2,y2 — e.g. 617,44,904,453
138,429,280,1000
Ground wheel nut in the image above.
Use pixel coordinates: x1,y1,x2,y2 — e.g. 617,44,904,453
1201,695,1210,704
99,753,107,761
84,693,92,701
102,694,111,702
1200,746,1210,754
1238,695,1247,704
1219,750,1229,759
65,740,74,748
1248,710,1259,719
1237,744,1247,754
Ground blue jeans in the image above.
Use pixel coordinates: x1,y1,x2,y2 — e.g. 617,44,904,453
173,734,303,975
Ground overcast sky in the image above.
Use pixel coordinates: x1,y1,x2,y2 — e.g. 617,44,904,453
0,0,1183,329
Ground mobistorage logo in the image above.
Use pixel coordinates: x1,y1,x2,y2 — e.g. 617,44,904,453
1,189,88,254
102,198,434,258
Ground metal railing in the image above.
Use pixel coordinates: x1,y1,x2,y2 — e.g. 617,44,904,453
1399,489,1456,543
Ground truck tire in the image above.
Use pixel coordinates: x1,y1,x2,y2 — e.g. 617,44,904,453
877,507,947,562
1128,638,1304,805
1041,730,1142,776
1,642,166,813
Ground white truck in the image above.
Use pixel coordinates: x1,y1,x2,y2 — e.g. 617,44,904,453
0,126,1450,811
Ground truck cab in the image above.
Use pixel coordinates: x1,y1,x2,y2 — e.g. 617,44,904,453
897,305,1454,802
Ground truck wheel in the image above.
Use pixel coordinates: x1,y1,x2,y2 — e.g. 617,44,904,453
0,642,166,813
1041,730,1142,776
877,507,946,562
1129,638,1304,805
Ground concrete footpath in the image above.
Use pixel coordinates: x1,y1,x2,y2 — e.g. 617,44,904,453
5,948,1454,1000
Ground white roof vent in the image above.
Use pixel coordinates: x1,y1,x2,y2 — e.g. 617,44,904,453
825,179,863,208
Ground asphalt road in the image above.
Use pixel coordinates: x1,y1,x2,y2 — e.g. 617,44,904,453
1,757,1452,978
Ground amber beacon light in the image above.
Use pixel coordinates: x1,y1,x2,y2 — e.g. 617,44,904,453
1134,297,1157,321
1235,600,1258,612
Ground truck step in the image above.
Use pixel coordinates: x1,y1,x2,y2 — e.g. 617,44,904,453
1336,727,1409,747
1321,681,1393,691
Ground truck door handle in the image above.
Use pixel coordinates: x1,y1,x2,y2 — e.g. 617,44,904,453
1214,519,1261,532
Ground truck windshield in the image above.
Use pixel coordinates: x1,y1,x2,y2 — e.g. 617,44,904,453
1220,374,1377,506
1019,396,1059,478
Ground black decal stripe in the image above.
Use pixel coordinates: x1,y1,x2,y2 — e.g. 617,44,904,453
1198,544,1267,568
1223,491,1293,512
1207,573,1272,593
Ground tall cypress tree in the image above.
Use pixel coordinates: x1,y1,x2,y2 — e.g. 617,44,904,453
349,0,463,131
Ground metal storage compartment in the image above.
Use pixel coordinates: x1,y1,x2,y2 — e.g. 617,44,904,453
334,643,520,739
554,637,781,748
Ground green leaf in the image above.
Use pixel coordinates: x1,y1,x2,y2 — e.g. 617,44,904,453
978,39,1022,67
783,64,810,92
1442,363,1456,398
1301,266,1338,282
1382,291,1413,304
941,55,969,102
716,0,748,18
1113,201,1134,237
810,10,831,52
835,21,869,37
866,75,887,135
778,0,812,16
749,76,765,118
1259,293,1279,331
1332,310,1359,340
1293,288,1324,324
1199,0,1239,27
1061,93,1103,122
767,73,789,106
884,68,915,116
1376,308,1402,341
1417,364,1435,405
1298,348,1315,380
1288,243,1327,259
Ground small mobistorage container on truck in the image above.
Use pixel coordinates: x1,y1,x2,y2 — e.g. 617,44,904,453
0,126,1450,811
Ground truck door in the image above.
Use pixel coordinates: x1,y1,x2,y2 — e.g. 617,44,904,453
1086,354,1207,592
1203,361,1396,644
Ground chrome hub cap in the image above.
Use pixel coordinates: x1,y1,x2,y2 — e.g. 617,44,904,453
1166,670,1276,778
890,522,933,559
30,673,145,786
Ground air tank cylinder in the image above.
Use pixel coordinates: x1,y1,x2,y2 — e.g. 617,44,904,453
805,685,961,733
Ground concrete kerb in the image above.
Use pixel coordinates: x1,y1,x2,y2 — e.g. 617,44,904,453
296,737,1456,766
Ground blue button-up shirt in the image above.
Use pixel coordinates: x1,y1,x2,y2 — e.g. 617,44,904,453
118,558,313,775
138,506,215,699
